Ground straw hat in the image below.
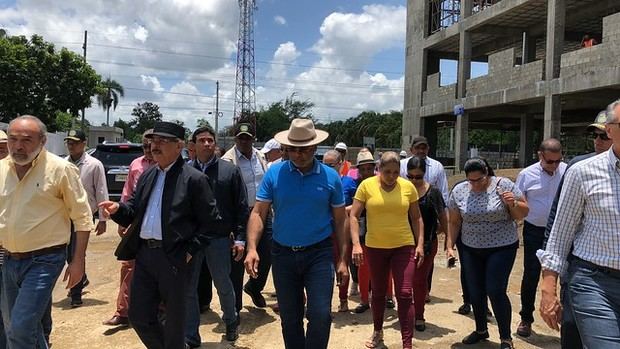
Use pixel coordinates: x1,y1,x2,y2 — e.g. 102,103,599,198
356,151,375,166
274,118,329,147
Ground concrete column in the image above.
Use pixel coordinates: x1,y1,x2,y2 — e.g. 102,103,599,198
543,0,565,139
519,114,535,167
454,113,469,171
423,116,438,158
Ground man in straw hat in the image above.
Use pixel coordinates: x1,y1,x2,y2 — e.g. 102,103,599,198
244,118,350,349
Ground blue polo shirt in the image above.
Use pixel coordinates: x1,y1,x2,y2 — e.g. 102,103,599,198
257,159,345,247
341,175,357,206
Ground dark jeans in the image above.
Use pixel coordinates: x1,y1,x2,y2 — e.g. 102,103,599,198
568,257,620,348
519,221,545,323
130,245,189,349
245,233,272,295
198,250,246,314
197,257,213,310
0,266,5,349
271,238,334,349
461,243,517,341
456,236,470,304
2,251,66,349
560,269,582,349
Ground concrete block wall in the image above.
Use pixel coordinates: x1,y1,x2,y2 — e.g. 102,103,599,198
467,48,543,96
422,72,457,105
561,12,620,72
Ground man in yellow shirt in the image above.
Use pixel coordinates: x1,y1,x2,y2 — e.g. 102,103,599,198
0,115,93,349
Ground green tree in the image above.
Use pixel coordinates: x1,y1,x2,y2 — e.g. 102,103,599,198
196,117,213,129
255,93,315,141
96,78,125,126
0,34,101,131
113,101,163,142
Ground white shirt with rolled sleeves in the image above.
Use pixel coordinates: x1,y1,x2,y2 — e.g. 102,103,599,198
66,152,109,220
400,156,449,203
515,161,566,227
537,149,620,275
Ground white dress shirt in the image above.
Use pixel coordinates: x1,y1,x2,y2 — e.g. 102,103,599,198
400,156,448,203
538,149,620,274
67,152,110,220
516,161,567,227
236,148,265,207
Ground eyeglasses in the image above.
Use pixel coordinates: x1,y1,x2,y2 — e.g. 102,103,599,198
467,176,486,183
151,136,177,145
285,146,314,154
406,174,424,180
592,132,610,141
541,153,563,165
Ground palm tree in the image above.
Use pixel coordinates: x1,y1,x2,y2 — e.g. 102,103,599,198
96,78,125,126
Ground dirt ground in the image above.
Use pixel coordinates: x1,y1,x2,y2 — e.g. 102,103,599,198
49,220,561,349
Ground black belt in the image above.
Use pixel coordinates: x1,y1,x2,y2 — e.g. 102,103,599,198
274,237,332,252
573,255,620,278
142,239,163,249
6,244,67,260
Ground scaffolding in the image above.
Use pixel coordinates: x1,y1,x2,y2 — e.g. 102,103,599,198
429,0,502,34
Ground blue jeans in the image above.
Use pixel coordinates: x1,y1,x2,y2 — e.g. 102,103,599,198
1,251,66,349
568,257,620,348
185,237,237,347
461,243,517,340
560,272,582,349
519,221,545,323
271,238,334,349
0,267,5,349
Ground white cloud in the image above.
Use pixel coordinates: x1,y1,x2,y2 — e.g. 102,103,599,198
274,15,286,25
140,75,164,92
133,25,149,42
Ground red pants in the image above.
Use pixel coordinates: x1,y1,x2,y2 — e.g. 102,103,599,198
332,233,351,300
412,239,438,320
114,260,134,317
358,244,393,304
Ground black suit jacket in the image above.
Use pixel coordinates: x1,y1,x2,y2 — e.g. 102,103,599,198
112,156,220,267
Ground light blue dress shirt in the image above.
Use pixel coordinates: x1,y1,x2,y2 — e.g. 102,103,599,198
140,165,171,240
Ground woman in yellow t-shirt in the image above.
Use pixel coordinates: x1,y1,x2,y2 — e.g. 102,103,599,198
350,152,425,349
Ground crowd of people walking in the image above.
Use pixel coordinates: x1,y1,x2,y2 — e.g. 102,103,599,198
0,98,619,349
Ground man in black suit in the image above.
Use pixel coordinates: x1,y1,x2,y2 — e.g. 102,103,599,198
100,121,219,349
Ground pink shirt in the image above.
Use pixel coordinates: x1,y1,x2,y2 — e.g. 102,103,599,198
120,155,156,203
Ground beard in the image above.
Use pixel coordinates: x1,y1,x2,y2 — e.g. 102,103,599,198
10,145,42,166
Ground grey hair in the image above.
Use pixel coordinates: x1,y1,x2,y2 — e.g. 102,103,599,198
605,99,620,124
9,115,47,139
323,149,342,162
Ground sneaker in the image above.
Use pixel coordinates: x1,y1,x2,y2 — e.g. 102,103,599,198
385,298,395,309
462,330,489,344
415,319,426,332
243,283,266,308
349,282,359,296
458,303,471,315
517,320,532,337
354,303,370,314
338,300,349,312
500,340,515,349
70,295,83,308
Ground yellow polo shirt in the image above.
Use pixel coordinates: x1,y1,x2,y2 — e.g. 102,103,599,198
0,149,93,253
354,176,418,249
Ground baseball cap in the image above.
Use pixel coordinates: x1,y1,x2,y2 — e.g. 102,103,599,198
411,136,428,148
64,129,86,142
260,138,281,154
335,142,347,151
235,123,255,138
0,129,7,143
586,110,607,132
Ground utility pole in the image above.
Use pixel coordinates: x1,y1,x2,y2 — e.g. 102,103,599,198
215,80,220,142
81,30,87,131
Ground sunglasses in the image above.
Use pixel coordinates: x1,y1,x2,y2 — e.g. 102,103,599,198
541,153,563,165
406,174,424,180
592,132,610,141
467,176,486,183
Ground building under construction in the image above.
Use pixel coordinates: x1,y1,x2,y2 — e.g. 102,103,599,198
403,0,620,169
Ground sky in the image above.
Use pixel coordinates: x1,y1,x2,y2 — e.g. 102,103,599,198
0,0,479,132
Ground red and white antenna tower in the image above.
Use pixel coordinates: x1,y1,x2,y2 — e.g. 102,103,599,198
233,0,257,129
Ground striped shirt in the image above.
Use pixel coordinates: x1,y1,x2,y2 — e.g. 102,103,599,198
538,148,620,274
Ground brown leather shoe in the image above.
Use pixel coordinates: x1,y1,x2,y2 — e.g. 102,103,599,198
517,320,532,337
102,316,129,326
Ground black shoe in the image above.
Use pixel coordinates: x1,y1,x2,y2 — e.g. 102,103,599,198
226,322,239,341
243,284,266,308
199,304,211,314
415,320,426,332
70,295,83,308
462,331,489,344
185,343,200,349
500,340,515,349
458,303,471,315
354,303,370,314
385,299,395,309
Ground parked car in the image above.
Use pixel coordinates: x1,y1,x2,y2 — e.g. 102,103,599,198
90,143,144,201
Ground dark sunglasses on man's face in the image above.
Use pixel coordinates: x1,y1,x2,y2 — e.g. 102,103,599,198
406,174,424,180
592,132,610,141
541,153,562,165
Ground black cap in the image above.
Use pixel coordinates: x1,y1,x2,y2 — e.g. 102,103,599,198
64,129,86,142
411,135,428,148
146,121,185,140
235,123,255,137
